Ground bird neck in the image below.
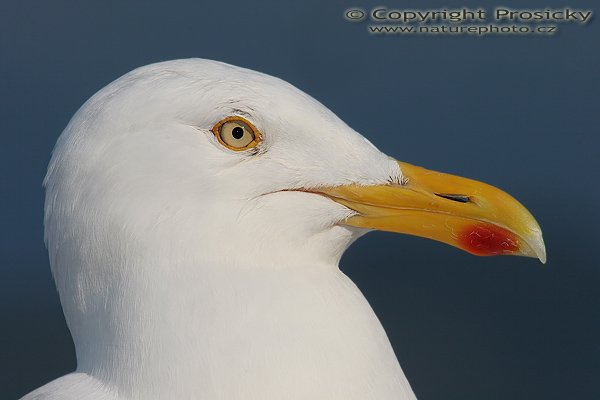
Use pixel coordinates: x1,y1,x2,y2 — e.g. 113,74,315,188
72,261,413,399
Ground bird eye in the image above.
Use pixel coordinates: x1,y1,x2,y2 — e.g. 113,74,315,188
212,117,261,151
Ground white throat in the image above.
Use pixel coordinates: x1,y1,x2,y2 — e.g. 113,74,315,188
82,258,414,399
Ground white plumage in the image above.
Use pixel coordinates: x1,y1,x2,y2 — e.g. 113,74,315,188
24,59,416,399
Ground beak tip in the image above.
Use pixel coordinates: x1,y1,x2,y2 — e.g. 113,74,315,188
527,231,547,264
537,245,547,265
537,251,547,265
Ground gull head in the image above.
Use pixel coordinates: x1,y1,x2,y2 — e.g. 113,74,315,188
45,59,545,273
42,59,545,394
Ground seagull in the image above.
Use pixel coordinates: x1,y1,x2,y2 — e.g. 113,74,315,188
23,59,545,400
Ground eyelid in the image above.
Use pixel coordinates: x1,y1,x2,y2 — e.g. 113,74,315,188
211,116,262,151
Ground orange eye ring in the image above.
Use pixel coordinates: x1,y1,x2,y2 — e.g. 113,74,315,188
211,116,262,151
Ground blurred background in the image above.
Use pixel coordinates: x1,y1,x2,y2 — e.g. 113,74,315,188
1,0,598,398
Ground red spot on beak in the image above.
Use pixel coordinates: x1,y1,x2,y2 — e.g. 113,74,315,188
459,224,520,256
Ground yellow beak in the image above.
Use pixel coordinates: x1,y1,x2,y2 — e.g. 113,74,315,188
318,161,546,263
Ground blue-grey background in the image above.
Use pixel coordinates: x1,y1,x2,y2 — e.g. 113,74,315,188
1,0,598,398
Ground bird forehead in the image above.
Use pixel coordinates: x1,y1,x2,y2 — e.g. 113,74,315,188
155,62,324,107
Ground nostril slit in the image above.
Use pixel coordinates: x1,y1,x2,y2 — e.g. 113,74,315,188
435,193,471,203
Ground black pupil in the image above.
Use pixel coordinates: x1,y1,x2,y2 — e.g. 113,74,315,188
232,126,244,139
